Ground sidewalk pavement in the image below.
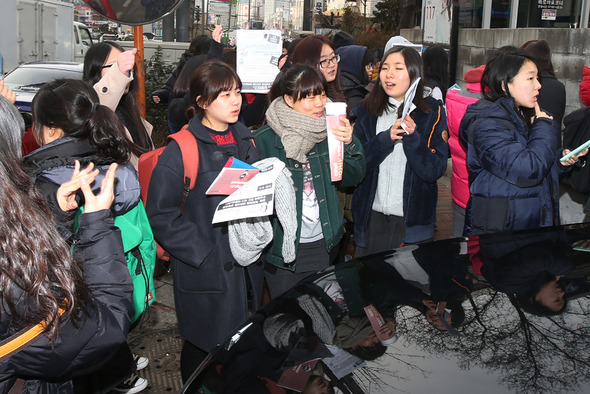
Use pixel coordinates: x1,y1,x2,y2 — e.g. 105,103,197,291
125,161,456,393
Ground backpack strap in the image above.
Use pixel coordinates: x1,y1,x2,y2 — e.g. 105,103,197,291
0,308,65,362
167,125,199,213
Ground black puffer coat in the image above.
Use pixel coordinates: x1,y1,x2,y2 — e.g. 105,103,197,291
0,211,134,392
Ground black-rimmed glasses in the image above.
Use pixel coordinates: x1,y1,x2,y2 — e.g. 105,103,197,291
318,55,340,69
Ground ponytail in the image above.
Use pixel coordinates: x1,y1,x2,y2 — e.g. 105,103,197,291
32,79,139,163
85,104,134,162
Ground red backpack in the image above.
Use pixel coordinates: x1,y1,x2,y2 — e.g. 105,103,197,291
138,126,199,267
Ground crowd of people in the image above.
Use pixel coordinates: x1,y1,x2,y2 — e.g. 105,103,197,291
0,25,587,393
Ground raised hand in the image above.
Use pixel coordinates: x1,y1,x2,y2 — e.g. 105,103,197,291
533,102,552,121
0,80,16,104
81,163,118,213
56,161,99,212
117,48,138,75
212,25,223,43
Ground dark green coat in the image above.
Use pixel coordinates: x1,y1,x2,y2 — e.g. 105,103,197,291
253,125,366,271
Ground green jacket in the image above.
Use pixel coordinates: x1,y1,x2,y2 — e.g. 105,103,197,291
253,125,366,271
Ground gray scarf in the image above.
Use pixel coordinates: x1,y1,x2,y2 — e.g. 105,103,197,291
265,97,327,163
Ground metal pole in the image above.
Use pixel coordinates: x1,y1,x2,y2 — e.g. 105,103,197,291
177,0,189,41
449,3,459,86
248,0,251,27
202,0,206,34
162,12,175,41
581,0,590,27
133,25,146,118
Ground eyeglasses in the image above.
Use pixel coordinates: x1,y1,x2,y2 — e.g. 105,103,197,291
318,55,340,69
102,63,115,69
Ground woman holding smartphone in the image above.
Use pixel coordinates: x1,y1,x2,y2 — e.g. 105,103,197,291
352,46,449,256
460,46,585,236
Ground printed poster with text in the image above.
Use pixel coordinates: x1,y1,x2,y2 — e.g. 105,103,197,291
236,30,282,93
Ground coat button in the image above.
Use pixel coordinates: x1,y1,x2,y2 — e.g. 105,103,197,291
224,262,233,271
101,86,108,93
294,163,299,168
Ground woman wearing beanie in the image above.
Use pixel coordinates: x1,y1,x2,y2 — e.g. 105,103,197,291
446,65,485,237
352,45,449,255
254,65,366,298
522,40,566,139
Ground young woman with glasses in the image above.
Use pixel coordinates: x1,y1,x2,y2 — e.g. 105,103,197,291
290,35,347,103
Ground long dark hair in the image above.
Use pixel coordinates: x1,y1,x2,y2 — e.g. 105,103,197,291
83,41,152,154
0,95,91,341
171,54,208,99
423,44,449,101
290,35,345,102
361,46,431,117
269,64,327,103
186,59,242,120
32,79,134,163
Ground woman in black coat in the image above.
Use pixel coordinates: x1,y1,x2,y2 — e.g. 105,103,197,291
146,60,264,382
0,95,133,393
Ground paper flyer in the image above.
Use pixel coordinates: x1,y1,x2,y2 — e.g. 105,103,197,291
236,30,282,93
363,304,391,342
211,160,285,224
206,157,260,195
277,360,319,392
400,77,421,133
325,102,347,182
322,345,366,379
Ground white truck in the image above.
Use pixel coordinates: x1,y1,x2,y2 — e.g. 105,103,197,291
0,0,93,74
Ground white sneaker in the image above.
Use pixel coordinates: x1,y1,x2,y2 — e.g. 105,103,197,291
112,373,148,394
133,353,149,371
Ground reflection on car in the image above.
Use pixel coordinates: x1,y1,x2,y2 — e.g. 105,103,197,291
181,223,590,393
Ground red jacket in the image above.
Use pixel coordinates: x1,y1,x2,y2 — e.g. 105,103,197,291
446,88,481,208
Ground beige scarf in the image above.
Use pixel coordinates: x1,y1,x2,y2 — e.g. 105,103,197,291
265,97,327,163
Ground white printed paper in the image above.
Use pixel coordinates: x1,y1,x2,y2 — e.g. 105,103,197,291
401,77,421,133
212,160,285,223
322,345,366,379
236,30,282,93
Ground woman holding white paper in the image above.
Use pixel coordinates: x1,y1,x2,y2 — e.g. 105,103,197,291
254,64,365,298
352,46,449,256
146,59,264,382
459,46,585,236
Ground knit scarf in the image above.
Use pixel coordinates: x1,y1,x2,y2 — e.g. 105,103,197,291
265,97,327,163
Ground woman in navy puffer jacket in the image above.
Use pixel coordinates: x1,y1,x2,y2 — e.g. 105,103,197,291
460,46,584,235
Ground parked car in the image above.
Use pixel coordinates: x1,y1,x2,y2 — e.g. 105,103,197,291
180,222,590,393
3,61,83,155
99,33,118,42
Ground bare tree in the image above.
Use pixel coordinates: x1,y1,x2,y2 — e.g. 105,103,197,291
387,289,590,393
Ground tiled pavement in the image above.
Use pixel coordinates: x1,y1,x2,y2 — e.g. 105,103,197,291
124,162,456,393
434,166,454,240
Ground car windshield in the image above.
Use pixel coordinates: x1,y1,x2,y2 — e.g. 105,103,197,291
4,68,82,92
